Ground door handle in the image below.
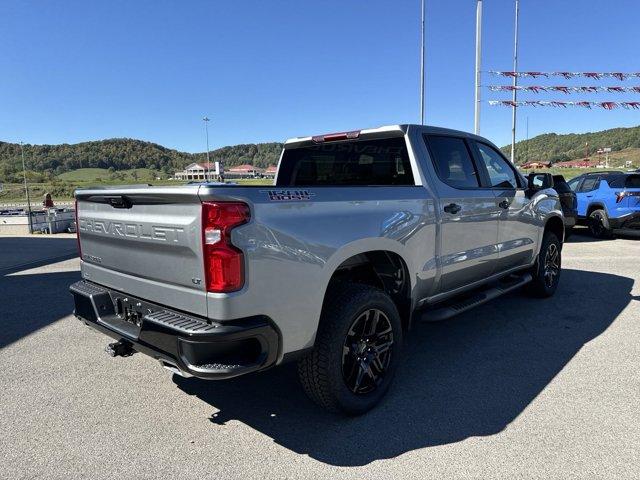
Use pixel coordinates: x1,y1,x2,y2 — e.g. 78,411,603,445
498,200,510,209
444,203,462,214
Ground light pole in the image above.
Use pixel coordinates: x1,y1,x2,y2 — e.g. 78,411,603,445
420,0,426,125
510,0,520,163
20,142,33,233
203,116,211,182
474,0,483,135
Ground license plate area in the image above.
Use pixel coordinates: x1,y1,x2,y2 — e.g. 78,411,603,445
97,293,162,339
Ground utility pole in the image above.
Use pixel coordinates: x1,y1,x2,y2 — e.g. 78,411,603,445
203,116,211,182
420,0,426,125
525,116,529,163
510,0,520,163
20,142,33,233
474,0,483,134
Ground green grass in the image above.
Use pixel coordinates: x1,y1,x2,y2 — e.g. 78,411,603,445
57,167,163,182
233,178,273,186
1,171,273,204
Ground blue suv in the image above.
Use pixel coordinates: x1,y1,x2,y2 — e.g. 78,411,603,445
568,171,640,238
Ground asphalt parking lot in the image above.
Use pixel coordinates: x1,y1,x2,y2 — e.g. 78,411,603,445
1,231,639,479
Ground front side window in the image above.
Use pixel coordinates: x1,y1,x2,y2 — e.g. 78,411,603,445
475,142,519,189
276,137,414,186
425,135,480,188
567,177,581,192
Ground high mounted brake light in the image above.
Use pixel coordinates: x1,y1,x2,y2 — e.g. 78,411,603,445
202,202,250,293
311,130,361,143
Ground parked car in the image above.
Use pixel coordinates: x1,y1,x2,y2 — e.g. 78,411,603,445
70,125,564,415
552,175,578,239
567,171,640,238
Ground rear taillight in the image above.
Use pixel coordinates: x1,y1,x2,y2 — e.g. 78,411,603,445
74,199,82,258
202,202,250,293
615,191,626,203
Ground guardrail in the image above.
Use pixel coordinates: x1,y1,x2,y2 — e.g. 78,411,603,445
0,202,74,209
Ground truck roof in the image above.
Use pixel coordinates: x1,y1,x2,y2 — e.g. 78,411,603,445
284,124,493,148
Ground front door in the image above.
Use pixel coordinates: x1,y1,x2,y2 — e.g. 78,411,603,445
423,134,500,292
472,141,538,272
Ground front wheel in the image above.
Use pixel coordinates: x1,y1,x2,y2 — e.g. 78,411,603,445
527,231,561,297
298,283,403,415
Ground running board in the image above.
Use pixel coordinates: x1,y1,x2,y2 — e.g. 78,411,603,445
419,273,532,322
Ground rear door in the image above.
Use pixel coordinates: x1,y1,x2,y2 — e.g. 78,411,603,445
471,141,539,271
76,186,208,316
423,134,500,292
575,175,600,216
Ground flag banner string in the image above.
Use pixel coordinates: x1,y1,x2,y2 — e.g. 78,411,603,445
488,71,640,80
488,85,640,94
488,100,640,110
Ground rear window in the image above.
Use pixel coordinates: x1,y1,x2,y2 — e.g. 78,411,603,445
276,137,414,186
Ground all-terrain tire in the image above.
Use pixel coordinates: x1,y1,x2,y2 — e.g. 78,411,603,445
527,231,561,298
297,283,403,415
588,209,613,239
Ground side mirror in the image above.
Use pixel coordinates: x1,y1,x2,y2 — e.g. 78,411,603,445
527,173,554,191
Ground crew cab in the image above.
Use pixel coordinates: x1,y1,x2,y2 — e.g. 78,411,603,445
71,125,564,414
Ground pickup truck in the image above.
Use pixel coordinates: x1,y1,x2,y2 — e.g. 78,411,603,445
71,125,565,415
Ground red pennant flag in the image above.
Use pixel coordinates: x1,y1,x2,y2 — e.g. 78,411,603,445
606,86,625,93
554,72,575,79
610,72,628,81
575,101,592,109
583,72,601,80
523,72,548,78
600,102,617,110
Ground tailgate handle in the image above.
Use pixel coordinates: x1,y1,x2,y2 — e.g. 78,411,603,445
106,196,132,209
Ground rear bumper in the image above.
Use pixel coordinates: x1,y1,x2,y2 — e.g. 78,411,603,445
609,211,640,230
70,280,280,379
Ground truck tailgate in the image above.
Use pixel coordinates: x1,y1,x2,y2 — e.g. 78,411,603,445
76,186,208,316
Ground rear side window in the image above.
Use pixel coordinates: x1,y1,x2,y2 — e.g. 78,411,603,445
425,135,480,188
276,137,414,186
624,175,640,188
578,177,599,192
609,175,640,188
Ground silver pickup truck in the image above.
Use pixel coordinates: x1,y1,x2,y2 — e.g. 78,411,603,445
71,125,564,414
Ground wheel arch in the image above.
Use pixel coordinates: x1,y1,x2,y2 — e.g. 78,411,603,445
586,202,607,217
322,244,413,331
544,214,565,244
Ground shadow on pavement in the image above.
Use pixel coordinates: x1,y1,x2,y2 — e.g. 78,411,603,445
0,236,77,273
567,226,640,242
0,236,79,348
174,268,636,466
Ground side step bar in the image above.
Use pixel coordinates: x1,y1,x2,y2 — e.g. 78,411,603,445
419,273,532,322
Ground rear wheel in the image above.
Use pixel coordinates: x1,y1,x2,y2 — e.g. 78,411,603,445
297,283,402,415
588,209,613,238
527,231,561,298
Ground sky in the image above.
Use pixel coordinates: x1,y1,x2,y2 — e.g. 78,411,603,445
1,0,639,152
